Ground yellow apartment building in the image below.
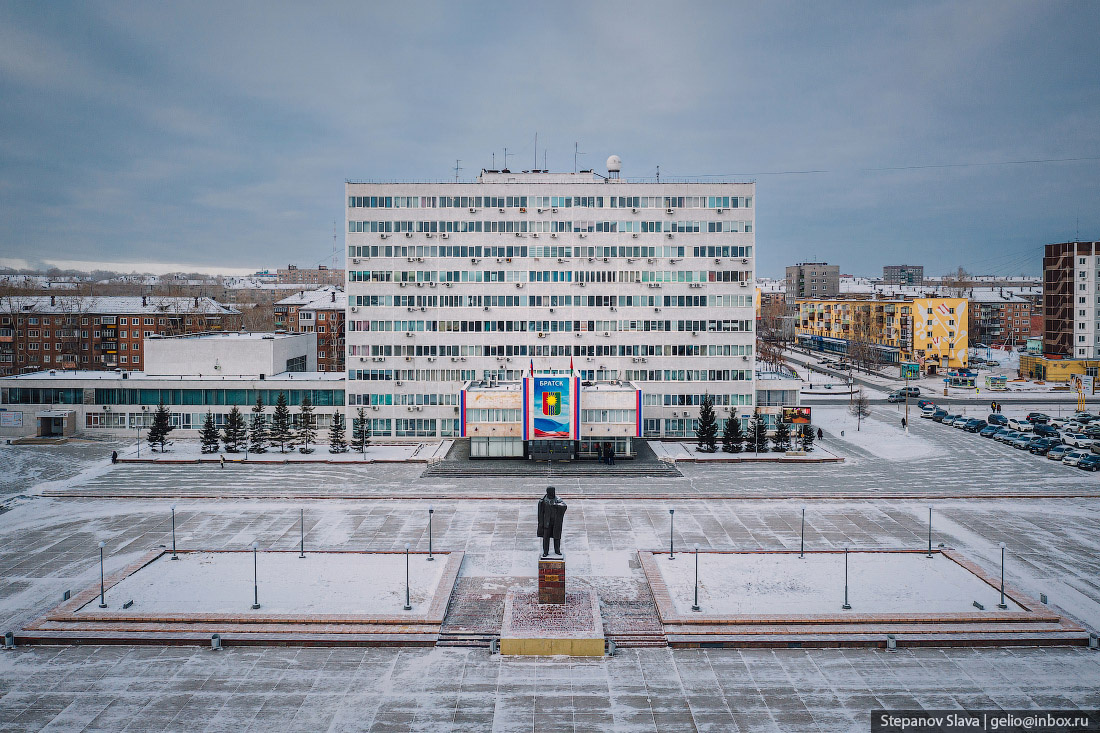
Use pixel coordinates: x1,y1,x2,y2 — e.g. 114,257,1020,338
796,296,968,373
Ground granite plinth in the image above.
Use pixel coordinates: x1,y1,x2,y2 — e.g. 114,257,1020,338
499,588,604,656
538,558,565,605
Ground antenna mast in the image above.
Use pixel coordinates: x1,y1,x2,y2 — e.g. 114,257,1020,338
573,142,586,173
503,147,511,171
332,220,339,269
453,159,462,183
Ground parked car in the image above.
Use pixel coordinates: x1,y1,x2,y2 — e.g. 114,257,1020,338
1077,454,1100,471
1049,417,1068,428
954,416,975,428
1006,418,1033,432
1034,424,1060,438
1091,442,1100,455
986,360,1000,367
1063,450,1089,467
995,430,1019,443
944,415,965,427
979,425,1000,438
1047,445,1072,461
1027,412,1051,424
1028,437,1059,455
1083,424,1100,438
1063,433,1094,448
898,386,920,397
1072,412,1098,423
917,400,935,410
1010,434,1034,450
887,392,907,403
964,419,988,432
971,356,986,364
1064,421,1088,433
931,410,950,422
987,414,1008,426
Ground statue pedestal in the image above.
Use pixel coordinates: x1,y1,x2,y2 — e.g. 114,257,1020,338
499,588,603,657
538,558,566,605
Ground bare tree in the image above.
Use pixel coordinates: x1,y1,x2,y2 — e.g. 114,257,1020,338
944,266,971,298
848,388,871,431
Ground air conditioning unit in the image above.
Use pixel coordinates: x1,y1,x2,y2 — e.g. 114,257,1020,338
471,258,479,264
552,207,558,213
531,233,539,238
515,232,522,237
396,381,403,386
405,332,414,337
445,282,452,287
741,355,749,361
666,233,674,238
692,331,697,337
579,282,586,287
666,208,674,214
632,208,638,213
654,307,661,312
450,357,457,362
717,208,724,213
380,233,389,239
610,306,617,312
483,306,489,311
398,282,406,288
739,281,748,288
359,356,367,362
538,332,545,338
575,333,581,338
416,282,423,287
373,357,385,362
416,257,423,262
407,306,415,312
515,283,524,288
549,308,554,313
441,233,449,239
469,208,477,213
405,232,413,238
537,208,544,213
499,208,505,213
350,306,358,312
352,258,361,264
425,233,433,238
632,233,638,238
579,233,587,238
715,258,721,264
405,356,412,362
420,307,426,312
460,357,466,362
741,258,748,264
372,405,379,411
647,258,656,264
550,233,557,238
603,332,610,337
429,282,436,288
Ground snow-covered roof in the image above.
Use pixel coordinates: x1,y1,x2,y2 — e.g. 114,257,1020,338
276,286,344,307
1,369,344,382
0,295,239,315
966,288,1031,304
147,331,300,341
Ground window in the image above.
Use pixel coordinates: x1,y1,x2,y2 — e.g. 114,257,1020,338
144,318,153,325
119,318,127,325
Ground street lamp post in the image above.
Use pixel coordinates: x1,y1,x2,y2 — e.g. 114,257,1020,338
251,542,261,609
98,541,107,608
403,543,412,611
842,546,852,610
668,508,675,559
799,505,806,559
170,504,178,560
427,506,435,561
904,374,910,434
997,542,1008,609
691,544,701,612
926,506,934,558
299,508,305,559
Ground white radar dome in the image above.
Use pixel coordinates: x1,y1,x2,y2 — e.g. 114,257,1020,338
606,155,622,173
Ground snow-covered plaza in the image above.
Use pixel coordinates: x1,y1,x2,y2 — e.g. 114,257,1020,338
2,405,1100,730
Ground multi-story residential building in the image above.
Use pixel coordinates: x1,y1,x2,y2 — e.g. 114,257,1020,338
1043,241,1100,359
883,264,924,286
967,289,1031,347
0,295,241,376
345,164,757,445
277,264,344,287
784,263,839,311
796,295,968,373
274,287,346,372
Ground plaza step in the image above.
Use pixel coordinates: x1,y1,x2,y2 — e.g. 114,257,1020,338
435,632,498,649
607,632,668,648
421,464,682,478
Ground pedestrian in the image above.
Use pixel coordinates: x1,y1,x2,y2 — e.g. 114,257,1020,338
817,427,823,440
901,417,907,428
608,443,616,466
111,450,118,464
219,454,225,469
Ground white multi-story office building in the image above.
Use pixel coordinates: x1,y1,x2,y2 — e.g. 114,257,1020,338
345,158,756,444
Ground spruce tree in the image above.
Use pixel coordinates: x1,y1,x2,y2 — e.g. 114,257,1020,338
800,423,816,452
351,407,371,455
749,410,769,453
221,405,246,452
772,419,792,452
271,392,293,453
147,400,174,453
200,411,220,453
328,411,347,453
297,394,316,453
249,395,267,454
722,412,744,453
695,393,718,453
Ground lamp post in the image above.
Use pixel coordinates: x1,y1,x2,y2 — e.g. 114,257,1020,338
668,508,675,559
997,542,1008,609
904,374,910,434
691,543,701,612
799,505,806,559
170,504,178,560
251,542,260,609
842,546,851,610
403,543,412,611
136,405,148,458
98,541,107,608
926,506,934,558
427,506,435,561
299,508,305,559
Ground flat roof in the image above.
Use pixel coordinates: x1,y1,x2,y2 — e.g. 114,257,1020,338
147,331,304,341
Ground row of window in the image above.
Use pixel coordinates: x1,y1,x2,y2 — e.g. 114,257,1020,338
350,294,752,309
348,368,750,382
349,319,754,333
348,219,752,234
466,408,522,423
347,195,752,210
350,343,753,358
89,388,344,407
348,245,693,259
349,269,752,284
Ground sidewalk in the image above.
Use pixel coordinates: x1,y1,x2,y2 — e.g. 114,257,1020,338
116,439,450,463
648,441,843,463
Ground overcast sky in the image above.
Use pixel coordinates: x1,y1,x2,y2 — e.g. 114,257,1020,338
1,1,1097,278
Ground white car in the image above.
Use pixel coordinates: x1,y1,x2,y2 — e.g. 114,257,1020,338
920,405,937,418
1063,450,1089,467
1063,433,1094,448
1048,417,1068,428
1064,421,1088,433
1006,418,1033,432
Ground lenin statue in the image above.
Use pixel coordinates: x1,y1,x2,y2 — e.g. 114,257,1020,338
537,486,567,558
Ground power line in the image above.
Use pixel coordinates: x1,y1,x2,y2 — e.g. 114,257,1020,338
668,155,1100,178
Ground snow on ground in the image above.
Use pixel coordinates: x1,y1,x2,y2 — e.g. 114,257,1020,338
0,437,127,499
649,441,841,461
117,439,443,463
813,406,936,460
79,550,447,615
460,550,633,578
654,551,1021,615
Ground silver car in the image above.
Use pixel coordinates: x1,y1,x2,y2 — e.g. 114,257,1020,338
1063,450,1089,467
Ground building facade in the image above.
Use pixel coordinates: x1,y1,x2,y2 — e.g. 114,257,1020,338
278,265,344,286
345,167,756,440
785,263,839,310
274,287,345,372
883,264,924,286
1043,241,1100,359
967,290,1032,347
0,296,241,376
796,296,968,372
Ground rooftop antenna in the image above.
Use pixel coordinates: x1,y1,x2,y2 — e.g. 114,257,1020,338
453,159,462,183
543,149,547,170
503,147,511,171
574,142,586,173
656,165,660,183
534,132,537,170
331,220,339,269
491,152,495,169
